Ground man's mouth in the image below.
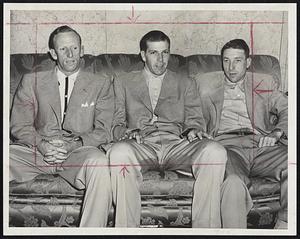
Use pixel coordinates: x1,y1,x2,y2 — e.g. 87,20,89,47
65,59,76,65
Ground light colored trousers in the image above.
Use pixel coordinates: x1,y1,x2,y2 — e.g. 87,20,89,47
108,132,252,228
216,134,288,222
10,144,112,227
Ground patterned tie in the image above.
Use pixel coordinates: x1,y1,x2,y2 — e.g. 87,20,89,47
63,76,69,122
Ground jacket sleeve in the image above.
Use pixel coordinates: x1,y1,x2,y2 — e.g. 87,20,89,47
268,89,288,143
111,76,129,141
181,77,207,136
80,76,115,147
10,73,43,147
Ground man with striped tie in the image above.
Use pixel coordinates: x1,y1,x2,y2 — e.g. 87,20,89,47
9,25,114,227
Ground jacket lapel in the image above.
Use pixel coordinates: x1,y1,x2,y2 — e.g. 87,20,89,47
244,73,254,126
40,69,62,125
63,70,90,123
211,75,224,136
133,72,153,113
154,70,176,114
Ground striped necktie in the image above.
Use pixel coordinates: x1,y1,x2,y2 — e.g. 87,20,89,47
63,76,69,122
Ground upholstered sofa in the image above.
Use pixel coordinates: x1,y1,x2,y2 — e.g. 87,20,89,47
9,52,284,228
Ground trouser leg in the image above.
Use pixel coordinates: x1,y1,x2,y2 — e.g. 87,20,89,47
251,145,288,222
9,144,56,182
218,136,288,224
221,174,253,228
58,146,112,227
108,140,158,227
163,139,227,228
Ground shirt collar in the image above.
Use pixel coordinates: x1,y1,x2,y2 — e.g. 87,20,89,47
56,67,80,82
224,74,245,92
143,66,167,82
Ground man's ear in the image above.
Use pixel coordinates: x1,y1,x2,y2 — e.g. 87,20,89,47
140,51,146,62
49,49,57,60
246,57,252,69
80,45,84,57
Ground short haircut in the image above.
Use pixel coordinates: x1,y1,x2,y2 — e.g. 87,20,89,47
48,25,81,49
140,30,170,52
221,39,250,58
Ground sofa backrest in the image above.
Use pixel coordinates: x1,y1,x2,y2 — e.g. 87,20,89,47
9,53,281,108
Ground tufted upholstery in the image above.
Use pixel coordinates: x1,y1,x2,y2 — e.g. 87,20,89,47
9,53,282,228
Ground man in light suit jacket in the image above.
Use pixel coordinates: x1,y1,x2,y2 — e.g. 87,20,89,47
194,39,288,228
10,25,114,227
108,30,250,228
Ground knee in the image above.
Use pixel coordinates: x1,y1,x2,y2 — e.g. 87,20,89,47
84,148,108,164
108,141,133,164
202,140,227,162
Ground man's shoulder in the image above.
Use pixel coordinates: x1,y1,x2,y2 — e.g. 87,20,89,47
115,70,143,85
80,70,112,85
22,69,54,83
194,71,224,94
119,70,142,79
245,72,279,89
194,71,224,83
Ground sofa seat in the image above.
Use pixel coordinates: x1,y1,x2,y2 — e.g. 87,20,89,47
9,171,281,228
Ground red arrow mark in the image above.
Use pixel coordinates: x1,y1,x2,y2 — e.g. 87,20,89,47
127,6,140,23
253,80,274,95
120,165,130,178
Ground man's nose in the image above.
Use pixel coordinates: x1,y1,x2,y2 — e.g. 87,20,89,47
157,53,163,62
229,61,235,71
66,48,73,58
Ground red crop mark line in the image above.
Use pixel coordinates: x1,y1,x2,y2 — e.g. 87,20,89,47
250,22,256,159
16,162,227,169
7,21,286,26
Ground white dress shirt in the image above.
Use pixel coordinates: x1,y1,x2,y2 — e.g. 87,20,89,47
143,67,166,123
218,77,258,134
56,68,79,122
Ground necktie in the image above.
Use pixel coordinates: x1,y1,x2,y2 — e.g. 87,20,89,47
63,76,69,121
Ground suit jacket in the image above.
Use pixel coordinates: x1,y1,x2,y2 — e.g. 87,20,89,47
194,71,288,142
112,70,206,140
10,67,114,148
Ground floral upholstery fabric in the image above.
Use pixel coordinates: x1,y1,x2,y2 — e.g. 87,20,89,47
9,172,280,228
9,53,282,228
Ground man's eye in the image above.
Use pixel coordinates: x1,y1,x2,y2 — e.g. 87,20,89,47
73,46,78,50
59,47,65,51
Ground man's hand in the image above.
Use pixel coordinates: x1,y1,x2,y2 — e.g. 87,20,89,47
120,129,143,144
49,137,82,154
258,129,283,148
187,128,213,142
37,140,68,164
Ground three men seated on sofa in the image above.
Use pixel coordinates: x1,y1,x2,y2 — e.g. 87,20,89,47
9,25,288,228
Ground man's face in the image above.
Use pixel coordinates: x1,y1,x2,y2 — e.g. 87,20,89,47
141,40,170,76
222,48,251,83
50,31,83,76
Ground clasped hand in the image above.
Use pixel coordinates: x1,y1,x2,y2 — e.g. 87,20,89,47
120,129,144,144
38,137,79,164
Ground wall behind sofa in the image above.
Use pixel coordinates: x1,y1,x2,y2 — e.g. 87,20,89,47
9,7,288,92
